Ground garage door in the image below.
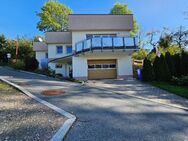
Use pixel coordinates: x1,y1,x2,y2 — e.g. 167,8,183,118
88,60,117,79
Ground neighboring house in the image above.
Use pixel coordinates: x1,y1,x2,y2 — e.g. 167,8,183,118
33,14,138,80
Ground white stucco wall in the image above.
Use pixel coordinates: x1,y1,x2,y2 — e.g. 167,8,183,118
48,44,72,59
72,31,130,50
48,63,71,77
72,56,88,79
35,51,47,69
47,43,72,77
72,52,133,80
117,55,133,77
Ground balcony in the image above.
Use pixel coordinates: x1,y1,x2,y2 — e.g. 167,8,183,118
75,36,138,54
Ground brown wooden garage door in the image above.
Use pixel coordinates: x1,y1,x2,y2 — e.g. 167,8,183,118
88,60,117,79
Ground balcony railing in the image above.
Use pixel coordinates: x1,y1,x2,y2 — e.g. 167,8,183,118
75,36,138,53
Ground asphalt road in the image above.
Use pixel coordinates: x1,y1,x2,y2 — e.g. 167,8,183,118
0,67,188,141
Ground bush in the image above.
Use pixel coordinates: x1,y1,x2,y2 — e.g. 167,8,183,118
24,57,39,71
180,51,188,76
171,75,188,86
153,55,171,81
142,58,155,81
165,52,175,77
10,60,25,70
55,73,63,79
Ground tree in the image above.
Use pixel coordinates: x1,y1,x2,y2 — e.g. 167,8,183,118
142,58,155,81
172,26,188,48
132,48,148,60
0,34,7,62
110,3,139,37
158,34,172,48
37,0,73,32
146,30,160,49
153,55,171,81
180,51,188,75
165,52,176,77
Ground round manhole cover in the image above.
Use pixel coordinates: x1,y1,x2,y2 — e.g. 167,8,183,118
41,89,65,96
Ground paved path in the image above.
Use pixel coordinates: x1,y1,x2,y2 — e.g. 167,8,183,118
0,67,188,141
87,79,188,109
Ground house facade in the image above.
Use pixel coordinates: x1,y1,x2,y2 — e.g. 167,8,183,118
33,14,138,80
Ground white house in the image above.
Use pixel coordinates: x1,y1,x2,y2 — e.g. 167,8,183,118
33,14,138,80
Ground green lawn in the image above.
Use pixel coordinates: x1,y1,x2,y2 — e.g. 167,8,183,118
151,82,188,99
0,82,12,91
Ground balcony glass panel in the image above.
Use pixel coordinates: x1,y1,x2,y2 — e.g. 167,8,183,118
76,42,83,52
125,37,134,47
92,37,101,47
114,37,123,47
85,39,91,49
102,37,112,47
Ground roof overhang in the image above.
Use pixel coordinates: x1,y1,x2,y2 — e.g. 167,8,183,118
49,54,73,63
69,14,133,31
45,32,72,44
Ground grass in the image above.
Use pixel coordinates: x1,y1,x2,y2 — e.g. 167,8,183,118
151,81,188,99
0,82,13,91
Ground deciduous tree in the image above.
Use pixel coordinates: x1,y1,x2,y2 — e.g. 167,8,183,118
37,0,73,32
110,3,139,37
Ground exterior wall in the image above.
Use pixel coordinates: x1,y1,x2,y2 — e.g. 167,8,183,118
35,51,47,69
48,63,71,77
117,55,133,79
72,56,88,80
72,31,130,50
48,44,72,59
72,53,133,80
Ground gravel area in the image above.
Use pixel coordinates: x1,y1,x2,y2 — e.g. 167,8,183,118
0,82,67,141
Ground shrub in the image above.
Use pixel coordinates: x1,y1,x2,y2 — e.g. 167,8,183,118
173,54,181,77
165,52,175,77
153,55,171,81
180,51,188,76
171,75,188,86
142,58,155,81
10,60,25,70
55,73,63,79
24,57,39,71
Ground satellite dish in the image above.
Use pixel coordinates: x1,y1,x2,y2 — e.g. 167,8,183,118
38,37,43,42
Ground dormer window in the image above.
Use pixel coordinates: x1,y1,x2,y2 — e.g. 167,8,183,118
56,46,63,54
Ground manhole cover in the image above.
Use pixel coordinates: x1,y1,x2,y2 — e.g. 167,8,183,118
41,89,65,96
17,82,30,86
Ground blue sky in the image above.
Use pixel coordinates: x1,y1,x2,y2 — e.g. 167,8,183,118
0,0,187,39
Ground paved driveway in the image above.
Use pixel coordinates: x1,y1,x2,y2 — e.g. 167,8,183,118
0,67,188,141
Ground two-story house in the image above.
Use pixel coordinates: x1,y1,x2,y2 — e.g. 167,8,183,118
33,14,138,80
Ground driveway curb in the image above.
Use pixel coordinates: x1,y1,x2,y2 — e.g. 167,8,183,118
87,84,188,111
0,77,76,141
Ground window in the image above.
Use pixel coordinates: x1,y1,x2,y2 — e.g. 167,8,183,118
102,64,109,68
55,64,62,68
66,46,72,54
109,64,116,68
88,64,116,70
86,34,117,39
56,46,63,54
88,64,95,69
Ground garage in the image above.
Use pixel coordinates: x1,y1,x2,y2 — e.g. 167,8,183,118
88,60,117,79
